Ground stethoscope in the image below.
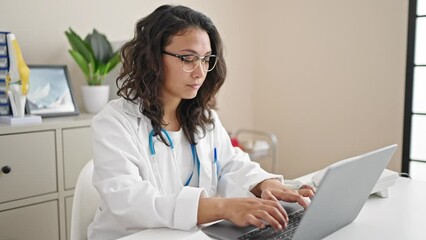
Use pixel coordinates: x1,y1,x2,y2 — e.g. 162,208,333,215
148,129,220,192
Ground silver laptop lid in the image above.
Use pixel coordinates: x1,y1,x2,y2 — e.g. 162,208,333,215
201,145,397,240
292,144,397,240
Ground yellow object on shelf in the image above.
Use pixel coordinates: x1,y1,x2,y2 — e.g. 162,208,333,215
6,33,30,95
4,33,30,117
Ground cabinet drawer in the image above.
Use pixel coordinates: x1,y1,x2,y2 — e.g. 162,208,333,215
66,196,74,240
0,200,60,239
63,127,92,190
0,131,57,203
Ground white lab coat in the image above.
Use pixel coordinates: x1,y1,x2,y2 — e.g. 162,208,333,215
88,98,283,240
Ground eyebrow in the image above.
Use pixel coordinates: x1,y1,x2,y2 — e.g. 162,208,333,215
180,49,212,55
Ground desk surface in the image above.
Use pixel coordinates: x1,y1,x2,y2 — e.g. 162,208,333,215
119,177,426,240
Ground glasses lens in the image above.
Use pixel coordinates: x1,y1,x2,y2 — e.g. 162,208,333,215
182,55,198,72
204,56,218,72
181,55,218,72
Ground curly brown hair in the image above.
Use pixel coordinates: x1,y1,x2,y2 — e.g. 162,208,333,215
117,5,227,145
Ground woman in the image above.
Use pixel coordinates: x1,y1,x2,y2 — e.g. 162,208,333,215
88,4,314,240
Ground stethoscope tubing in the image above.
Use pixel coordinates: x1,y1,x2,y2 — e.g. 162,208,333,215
148,129,220,190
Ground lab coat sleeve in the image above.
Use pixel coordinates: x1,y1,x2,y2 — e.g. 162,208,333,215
211,111,284,198
91,103,204,231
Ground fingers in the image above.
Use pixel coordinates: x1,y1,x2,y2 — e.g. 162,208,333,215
261,191,289,222
300,184,316,194
266,184,316,209
226,198,288,231
297,188,315,198
270,198,289,222
264,202,288,228
252,208,283,230
262,189,279,201
246,214,265,229
273,189,310,209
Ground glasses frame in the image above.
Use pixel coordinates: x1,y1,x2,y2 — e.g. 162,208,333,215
162,50,218,73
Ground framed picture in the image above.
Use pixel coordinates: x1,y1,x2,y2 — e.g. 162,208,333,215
26,65,79,117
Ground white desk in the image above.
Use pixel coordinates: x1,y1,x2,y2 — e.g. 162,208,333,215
119,177,426,240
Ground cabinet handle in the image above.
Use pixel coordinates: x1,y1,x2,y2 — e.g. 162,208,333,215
1,166,11,174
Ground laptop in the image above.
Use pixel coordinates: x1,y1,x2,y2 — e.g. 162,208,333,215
202,144,398,240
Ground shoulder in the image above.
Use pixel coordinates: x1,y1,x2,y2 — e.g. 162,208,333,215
209,109,223,127
95,98,142,117
210,109,219,119
203,109,225,135
92,98,144,130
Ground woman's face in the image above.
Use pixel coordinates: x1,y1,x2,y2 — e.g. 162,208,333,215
162,28,211,105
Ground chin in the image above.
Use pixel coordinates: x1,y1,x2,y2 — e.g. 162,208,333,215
182,92,198,100
182,96,197,100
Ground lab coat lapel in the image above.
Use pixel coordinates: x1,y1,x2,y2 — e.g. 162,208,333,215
196,143,215,196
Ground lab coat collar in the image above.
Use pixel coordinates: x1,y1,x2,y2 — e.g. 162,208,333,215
111,98,144,118
113,98,218,195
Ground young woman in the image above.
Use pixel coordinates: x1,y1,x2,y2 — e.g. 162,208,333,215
88,4,314,240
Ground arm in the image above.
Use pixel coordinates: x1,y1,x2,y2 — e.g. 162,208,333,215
92,103,204,230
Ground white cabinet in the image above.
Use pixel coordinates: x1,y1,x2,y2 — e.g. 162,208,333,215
0,201,60,240
63,127,92,190
0,131,57,203
0,114,92,240
65,196,74,239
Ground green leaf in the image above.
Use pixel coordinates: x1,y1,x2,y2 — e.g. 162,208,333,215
68,50,90,78
105,51,121,73
65,28,94,64
84,34,92,46
98,63,108,76
65,27,120,85
83,33,97,70
89,29,113,64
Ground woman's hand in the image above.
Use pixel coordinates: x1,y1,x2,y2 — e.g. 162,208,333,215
253,179,316,209
198,197,288,230
222,198,288,230
198,180,315,230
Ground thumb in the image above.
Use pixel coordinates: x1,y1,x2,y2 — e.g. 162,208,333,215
261,189,279,201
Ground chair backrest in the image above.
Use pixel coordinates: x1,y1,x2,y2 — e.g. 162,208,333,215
70,160,100,240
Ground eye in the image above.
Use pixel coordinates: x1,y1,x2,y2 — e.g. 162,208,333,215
202,56,211,63
181,55,197,63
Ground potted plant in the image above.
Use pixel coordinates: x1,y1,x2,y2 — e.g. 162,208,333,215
65,28,120,113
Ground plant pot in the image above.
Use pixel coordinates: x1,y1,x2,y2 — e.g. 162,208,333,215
81,85,110,114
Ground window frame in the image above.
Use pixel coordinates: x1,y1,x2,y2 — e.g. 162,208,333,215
403,0,426,174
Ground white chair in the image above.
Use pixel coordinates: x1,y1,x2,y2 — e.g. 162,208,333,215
70,160,100,240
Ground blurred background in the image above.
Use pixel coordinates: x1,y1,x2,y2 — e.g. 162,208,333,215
0,0,408,179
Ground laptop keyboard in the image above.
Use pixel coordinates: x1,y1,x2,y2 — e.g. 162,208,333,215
238,208,305,240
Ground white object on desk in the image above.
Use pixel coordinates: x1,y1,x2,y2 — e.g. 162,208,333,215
311,168,398,198
0,115,41,125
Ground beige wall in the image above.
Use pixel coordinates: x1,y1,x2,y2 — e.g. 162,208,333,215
254,0,408,178
1,0,408,179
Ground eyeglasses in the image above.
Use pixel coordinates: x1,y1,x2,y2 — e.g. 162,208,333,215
162,50,218,73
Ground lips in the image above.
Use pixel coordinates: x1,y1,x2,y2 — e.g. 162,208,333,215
187,84,202,90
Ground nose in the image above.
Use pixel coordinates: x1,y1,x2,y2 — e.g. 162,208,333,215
191,60,206,78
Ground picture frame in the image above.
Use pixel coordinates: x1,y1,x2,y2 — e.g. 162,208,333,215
26,65,79,117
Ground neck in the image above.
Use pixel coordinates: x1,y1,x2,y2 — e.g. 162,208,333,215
163,98,181,131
